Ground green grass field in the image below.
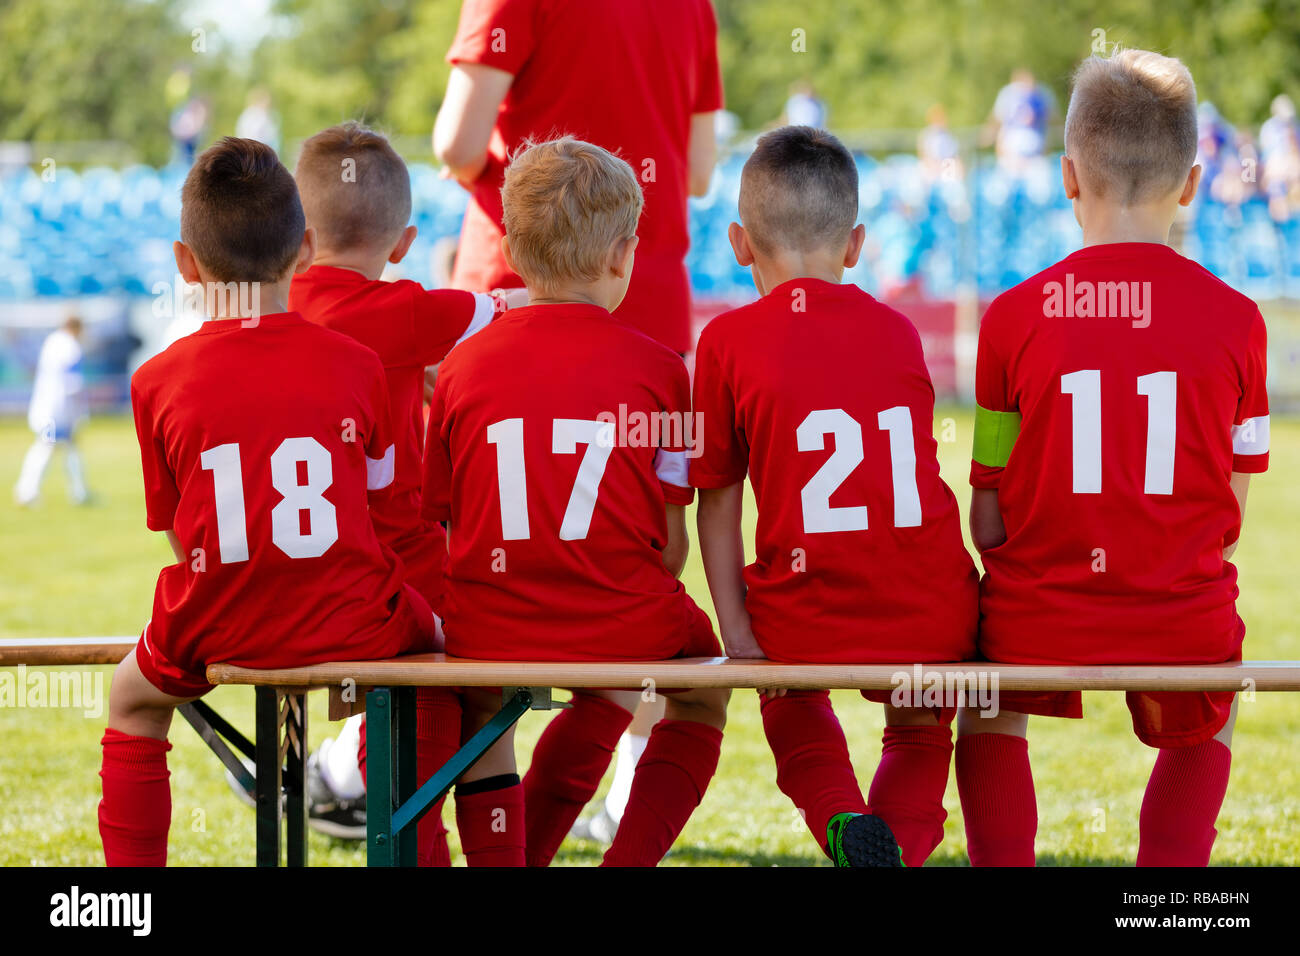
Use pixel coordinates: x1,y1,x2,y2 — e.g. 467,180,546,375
2,411,1297,866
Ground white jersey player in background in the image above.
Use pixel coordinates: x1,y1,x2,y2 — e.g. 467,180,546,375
14,316,92,507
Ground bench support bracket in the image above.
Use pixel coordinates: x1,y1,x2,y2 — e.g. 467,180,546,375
368,686,554,867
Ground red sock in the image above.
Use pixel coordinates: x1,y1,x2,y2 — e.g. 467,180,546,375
955,733,1037,866
416,688,461,868
867,724,954,866
358,716,366,784
602,719,722,867
760,690,866,855
1137,739,1231,867
523,693,632,867
455,780,526,867
99,728,172,867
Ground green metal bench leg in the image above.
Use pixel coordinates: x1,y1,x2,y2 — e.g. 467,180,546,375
255,686,281,867
366,687,397,866
394,686,418,867
285,692,308,867
385,689,535,853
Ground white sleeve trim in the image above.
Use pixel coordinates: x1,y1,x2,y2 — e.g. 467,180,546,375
452,293,497,349
366,444,396,490
1232,415,1270,456
654,448,690,488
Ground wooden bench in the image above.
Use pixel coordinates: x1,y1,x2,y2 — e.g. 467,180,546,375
207,654,1300,867
1,637,260,828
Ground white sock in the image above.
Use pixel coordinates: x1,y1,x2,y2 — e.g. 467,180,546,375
603,731,650,823
319,714,367,800
15,437,54,503
64,441,88,502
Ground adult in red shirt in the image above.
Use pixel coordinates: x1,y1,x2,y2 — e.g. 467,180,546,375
433,0,722,354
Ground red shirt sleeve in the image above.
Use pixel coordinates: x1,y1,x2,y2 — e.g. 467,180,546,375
970,301,1013,490
689,327,747,489
693,0,724,112
131,374,179,532
447,0,537,75
358,353,397,500
421,371,455,523
1232,308,1270,473
411,288,496,366
653,355,696,506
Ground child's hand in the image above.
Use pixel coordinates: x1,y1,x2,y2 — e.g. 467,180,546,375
723,628,786,699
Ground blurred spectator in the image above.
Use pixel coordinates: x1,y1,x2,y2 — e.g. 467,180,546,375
14,316,92,507
990,68,1055,174
783,80,828,129
1195,103,1251,208
1261,94,1300,223
169,94,210,166
235,88,281,154
919,104,962,181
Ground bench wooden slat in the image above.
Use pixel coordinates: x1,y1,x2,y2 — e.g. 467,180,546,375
206,655,1300,693
0,636,137,667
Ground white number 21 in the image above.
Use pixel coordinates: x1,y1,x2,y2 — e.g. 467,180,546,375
796,406,922,533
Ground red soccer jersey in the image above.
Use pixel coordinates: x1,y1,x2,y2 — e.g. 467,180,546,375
446,0,723,352
691,279,979,664
289,265,495,603
131,312,420,682
421,303,700,660
970,242,1270,665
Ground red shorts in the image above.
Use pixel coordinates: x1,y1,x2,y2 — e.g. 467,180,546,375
994,646,1242,749
135,583,438,699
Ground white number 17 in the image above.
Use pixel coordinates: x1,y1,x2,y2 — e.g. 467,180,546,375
486,418,615,541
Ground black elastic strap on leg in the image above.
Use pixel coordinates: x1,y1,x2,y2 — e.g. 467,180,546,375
455,773,521,796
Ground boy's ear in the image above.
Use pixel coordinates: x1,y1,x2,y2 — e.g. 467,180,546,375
174,241,202,286
388,224,419,265
728,222,754,267
610,234,639,279
1061,155,1080,200
1179,164,1202,207
293,226,316,276
501,235,518,277
843,223,867,269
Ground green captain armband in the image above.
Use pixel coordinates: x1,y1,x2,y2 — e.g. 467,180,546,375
972,404,1021,468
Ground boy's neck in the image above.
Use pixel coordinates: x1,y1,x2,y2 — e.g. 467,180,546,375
309,249,388,282
196,278,290,320
1077,200,1176,248
751,250,845,297
528,280,620,312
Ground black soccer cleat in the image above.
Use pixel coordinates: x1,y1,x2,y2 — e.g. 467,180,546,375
827,812,905,867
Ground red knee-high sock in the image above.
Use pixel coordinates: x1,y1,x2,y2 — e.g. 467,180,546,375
99,728,172,867
601,719,722,867
417,688,461,868
867,724,954,866
760,690,867,855
1137,739,1231,867
455,779,526,867
523,694,633,867
955,733,1037,866
358,716,366,784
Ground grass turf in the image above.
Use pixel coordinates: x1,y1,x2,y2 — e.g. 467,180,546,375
1,411,1297,866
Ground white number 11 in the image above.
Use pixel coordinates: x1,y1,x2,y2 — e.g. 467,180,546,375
1060,370,1176,495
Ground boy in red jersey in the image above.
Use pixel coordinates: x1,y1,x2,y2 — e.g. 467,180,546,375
100,139,437,865
421,137,729,867
692,127,979,867
290,121,512,865
960,50,1268,867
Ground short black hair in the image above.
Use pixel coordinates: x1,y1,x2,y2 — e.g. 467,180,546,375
180,137,305,283
739,126,858,254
